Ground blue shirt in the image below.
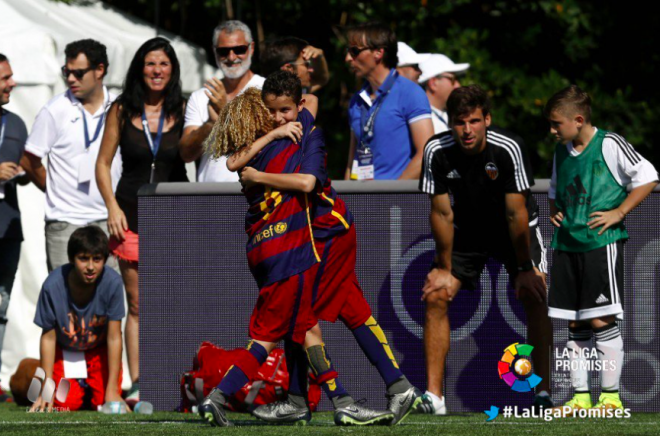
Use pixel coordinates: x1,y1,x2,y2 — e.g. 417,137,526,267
34,265,125,351
348,69,431,179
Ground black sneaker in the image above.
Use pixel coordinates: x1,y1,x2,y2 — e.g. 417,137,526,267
532,392,555,412
334,400,394,426
252,398,311,425
198,388,231,427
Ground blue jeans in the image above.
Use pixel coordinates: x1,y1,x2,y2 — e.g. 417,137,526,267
0,239,21,371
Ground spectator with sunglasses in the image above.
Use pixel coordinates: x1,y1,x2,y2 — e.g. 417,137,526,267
396,42,429,84
419,54,470,134
179,20,265,182
21,39,121,272
260,36,330,94
344,22,433,181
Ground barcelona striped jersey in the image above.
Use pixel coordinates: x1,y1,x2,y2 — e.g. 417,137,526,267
243,109,352,288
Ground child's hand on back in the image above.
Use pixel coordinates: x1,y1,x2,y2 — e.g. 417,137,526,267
270,122,303,144
550,210,564,228
239,166,260,189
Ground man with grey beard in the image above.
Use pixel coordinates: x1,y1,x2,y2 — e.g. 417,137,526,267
179,20,265,182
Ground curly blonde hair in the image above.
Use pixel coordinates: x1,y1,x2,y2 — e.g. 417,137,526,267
204,87,275,159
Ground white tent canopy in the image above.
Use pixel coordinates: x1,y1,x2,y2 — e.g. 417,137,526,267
0,0,215,390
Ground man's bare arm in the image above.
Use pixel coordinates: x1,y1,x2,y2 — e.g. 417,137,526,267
179,124,213,163
20,152,46,191
399,118,434,180
505,192,545,302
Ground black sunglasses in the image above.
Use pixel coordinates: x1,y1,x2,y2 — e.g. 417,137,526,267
215,45,249,58
346,46,370,58
61,66,94,80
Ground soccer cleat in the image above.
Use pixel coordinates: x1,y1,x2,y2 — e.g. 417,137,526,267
418,391,446,415
252,398,311,425
198,388,232,427
386,386,425,425
334,400,394,426
592,392,623,410
553,392,592,416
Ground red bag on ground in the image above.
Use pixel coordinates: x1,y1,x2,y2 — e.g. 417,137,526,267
179,341,321,413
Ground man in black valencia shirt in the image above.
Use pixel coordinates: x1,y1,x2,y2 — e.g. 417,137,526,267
418,85,553,414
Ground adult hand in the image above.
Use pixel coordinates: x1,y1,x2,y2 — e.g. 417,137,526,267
239,166,260,189
270,122,303,143
301,45,323,60
422,267,457,302
587,209,624,235
107,206,128,242
205,77,227,119
514,270,546,303
0,161,19,181
549,210,564,228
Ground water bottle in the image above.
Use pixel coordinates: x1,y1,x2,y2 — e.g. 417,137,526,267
133,401,153,415
98,401,127,414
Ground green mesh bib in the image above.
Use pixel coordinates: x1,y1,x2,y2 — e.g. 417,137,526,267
551,129,628,252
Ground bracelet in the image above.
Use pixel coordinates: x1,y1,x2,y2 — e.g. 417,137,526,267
517,260,534,272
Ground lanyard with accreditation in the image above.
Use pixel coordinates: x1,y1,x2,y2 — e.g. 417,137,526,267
351,69,398,181
77,98,106,183
141,105,166,183
0,113,7,199
0,111,6,152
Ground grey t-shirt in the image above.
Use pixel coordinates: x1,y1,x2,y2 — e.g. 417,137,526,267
0,108,28,240
34,265,125,351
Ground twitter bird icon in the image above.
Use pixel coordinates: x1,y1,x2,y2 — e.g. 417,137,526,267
484,406,499,421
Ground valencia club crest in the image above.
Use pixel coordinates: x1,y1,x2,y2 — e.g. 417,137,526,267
485,162,499,180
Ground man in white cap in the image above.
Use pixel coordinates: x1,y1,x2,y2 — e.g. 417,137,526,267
419,54,470,134
396,42,429,84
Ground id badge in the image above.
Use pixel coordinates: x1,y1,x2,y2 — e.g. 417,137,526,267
62,349,88,379
78,149,95,183
355,145,374,181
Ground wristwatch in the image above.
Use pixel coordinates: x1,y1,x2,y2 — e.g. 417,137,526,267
517,260,534,272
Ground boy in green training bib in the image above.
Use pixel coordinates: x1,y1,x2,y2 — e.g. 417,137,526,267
545,85,658,413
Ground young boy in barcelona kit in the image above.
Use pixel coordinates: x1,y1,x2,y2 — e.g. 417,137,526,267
199,71,422,427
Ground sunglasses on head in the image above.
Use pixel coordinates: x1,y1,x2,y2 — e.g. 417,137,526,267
61,66,94,80
346,46,370,58
215,45,249,58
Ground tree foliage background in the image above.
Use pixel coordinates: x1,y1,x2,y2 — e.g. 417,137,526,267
72,0,660,179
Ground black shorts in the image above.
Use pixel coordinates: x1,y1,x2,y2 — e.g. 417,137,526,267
548,241,624,321
446,224,547,291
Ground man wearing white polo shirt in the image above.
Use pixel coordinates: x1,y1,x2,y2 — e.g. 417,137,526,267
21,39,121,272
396,42,429,84
419,54,469,134
179,20,265,182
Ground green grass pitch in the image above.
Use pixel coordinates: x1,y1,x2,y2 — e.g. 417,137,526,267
0,402,658,435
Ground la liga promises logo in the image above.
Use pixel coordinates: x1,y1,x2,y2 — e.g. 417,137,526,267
498,342,542,392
